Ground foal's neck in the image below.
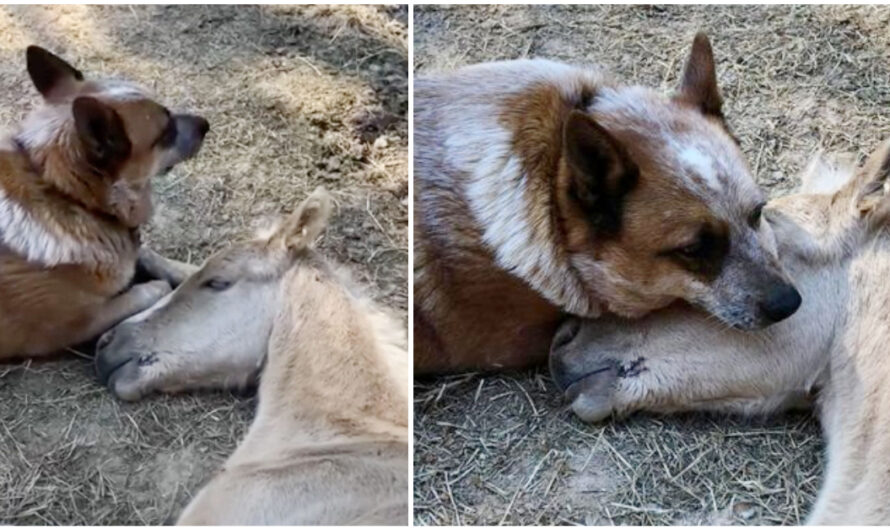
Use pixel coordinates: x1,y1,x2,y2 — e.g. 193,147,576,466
255,264,409,449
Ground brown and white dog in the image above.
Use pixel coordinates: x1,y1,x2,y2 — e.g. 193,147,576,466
414,33,802,374
0,46,208,359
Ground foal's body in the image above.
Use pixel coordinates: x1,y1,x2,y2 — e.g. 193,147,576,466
551,142,890,524
96,189,410,525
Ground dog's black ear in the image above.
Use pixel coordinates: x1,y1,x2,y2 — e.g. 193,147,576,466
26,46,84,101
675,33,724,119
73,96,132,174
563,110,638,236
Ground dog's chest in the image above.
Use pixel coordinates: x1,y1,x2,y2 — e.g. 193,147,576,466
0,169,140,292
0,241,138,296
417,248,562,370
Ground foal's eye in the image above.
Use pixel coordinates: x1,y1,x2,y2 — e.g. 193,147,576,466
202,278,233,291
749,202,766,228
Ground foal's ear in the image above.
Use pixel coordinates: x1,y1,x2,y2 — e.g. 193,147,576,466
856,139,890,220
279,187,333,251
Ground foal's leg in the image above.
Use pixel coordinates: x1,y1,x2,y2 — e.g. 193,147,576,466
136,247,199,287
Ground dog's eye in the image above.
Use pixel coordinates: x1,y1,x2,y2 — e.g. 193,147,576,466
748,202,766,228
676,239,704,258
202,278,233,291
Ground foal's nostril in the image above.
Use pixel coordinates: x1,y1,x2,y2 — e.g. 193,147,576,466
759,283,802,323
96,329,115,352
550,318,582,392
196,117,210,137
550,358,571,392
551,318,581,352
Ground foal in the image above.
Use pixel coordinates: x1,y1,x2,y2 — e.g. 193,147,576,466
95,188,409,525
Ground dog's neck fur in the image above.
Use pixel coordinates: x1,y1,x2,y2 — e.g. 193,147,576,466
0,129,134,268
17,111,112,214
455,64,610,317
466,152,598,316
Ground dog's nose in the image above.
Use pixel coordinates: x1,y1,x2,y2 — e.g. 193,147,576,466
196,117,209,137
759,283,802,323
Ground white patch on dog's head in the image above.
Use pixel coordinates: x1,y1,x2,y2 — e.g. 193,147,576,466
677,145,719,190
592,85,761,218
94,79,151,101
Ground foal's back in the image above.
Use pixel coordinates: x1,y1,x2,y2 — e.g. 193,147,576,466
177,439,408,525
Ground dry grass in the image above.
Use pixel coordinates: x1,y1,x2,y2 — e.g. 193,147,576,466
0,5,407,524
413,4,890,526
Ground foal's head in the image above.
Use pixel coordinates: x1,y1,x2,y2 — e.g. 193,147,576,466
95,188,333,400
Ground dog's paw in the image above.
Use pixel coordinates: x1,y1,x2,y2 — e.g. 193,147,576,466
131,279,172,307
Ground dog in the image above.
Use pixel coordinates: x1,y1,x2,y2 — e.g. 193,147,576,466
414,33,801,373
0,46,208,359
550,139,890,524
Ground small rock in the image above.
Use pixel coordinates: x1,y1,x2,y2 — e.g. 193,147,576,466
733,501,758,521
373,136,389,150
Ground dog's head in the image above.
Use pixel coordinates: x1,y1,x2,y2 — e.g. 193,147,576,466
558,33,799,330
17,46,209,227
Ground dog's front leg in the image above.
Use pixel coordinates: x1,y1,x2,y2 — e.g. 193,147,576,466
136,247,199,287
77,280,172,345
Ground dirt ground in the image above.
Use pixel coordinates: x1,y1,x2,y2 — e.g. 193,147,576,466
414,5,890,526
0,5,407,525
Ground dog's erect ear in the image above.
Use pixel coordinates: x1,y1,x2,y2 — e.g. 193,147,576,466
563,110,639,236
26,46,84,101
73,96,132,173
276,187,334,252
675,33,723,119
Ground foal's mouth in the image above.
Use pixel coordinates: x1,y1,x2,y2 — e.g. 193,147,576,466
557,357,647,401
557,365,613,394
95,353,131,386
95,350,157,386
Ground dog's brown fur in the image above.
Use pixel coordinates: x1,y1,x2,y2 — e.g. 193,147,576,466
414,34,796,373
0,46,207,359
